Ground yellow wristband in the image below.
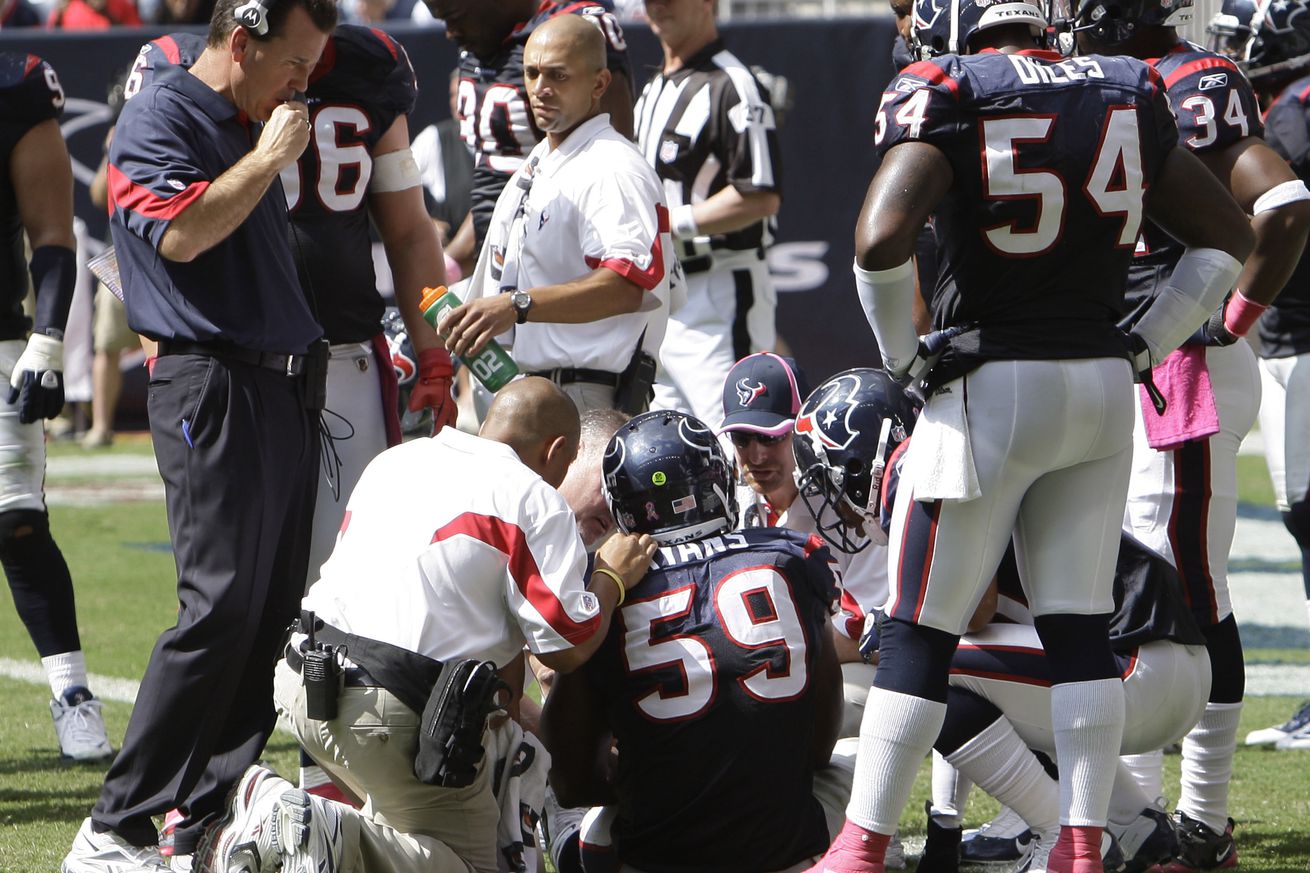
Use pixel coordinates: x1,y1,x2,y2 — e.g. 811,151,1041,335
593,567,626,606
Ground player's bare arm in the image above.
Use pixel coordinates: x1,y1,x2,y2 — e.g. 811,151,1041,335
1196,137,1310,306
441,268,645,359
159,101,310,262
12,119,76,251
683,184,780,237
1145,146,1254,262
601,66,634,140
854,141,954,270
540,662,618,808
444,213,478,276
808,626,844,769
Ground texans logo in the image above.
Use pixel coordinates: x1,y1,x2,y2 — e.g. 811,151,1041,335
913,0,949,38
736,378,767,407
794,372,864,449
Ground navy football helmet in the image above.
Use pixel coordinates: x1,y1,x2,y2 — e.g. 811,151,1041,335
1053,0,1194,47
381,306,432,438
913,0,1049,57
792,369,916,554
603,410,737,546
1208,0,1310,79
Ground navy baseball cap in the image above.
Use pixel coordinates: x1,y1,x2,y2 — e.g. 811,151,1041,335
720,353,810,436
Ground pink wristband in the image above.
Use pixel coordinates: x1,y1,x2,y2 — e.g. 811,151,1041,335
1223,289,1267,338
443,253,462,284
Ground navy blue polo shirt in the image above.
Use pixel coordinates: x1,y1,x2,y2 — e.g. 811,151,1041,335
107,64,321,354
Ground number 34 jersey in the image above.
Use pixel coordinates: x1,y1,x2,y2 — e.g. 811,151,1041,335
875,49,1178,364
583,527,838,873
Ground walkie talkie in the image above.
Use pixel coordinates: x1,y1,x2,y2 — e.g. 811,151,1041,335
300,611,341,721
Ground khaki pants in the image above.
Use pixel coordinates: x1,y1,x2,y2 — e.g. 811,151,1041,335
273,659,501,873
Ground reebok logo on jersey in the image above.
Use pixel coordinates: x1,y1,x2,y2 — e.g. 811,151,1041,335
894,76,921,93
166,178,186,191
1198,72,1228,90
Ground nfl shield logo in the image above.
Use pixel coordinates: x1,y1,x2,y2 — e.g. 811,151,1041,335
659,138,680,164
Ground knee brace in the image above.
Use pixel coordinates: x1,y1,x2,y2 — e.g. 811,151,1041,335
936,687,1004,756
1202,614,1244,704
1033,612,1118,684
873,618,960,702
1282,501,1310,599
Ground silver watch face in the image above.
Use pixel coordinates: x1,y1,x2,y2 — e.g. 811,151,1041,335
512,290,531,312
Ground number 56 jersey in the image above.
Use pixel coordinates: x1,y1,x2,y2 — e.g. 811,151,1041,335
875,50,1178,366
583,527,839,873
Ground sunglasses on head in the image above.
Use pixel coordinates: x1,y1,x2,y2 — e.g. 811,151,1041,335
729,431,787,448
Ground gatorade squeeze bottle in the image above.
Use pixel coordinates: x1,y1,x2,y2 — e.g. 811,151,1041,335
420,286,518,392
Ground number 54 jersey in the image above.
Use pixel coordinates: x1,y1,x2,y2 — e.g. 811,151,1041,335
875,49,1179,366
583,527,839,873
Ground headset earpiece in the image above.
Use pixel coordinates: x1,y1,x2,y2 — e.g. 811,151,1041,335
234,0,271,36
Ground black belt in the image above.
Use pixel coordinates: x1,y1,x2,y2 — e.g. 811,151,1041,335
529,367,620,387
158,340,306,377
285,643,380,688
680,245,767,276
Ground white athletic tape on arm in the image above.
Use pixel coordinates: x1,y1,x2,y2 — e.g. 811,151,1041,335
1252,179,1310,215
853,258,919,373
1134,246,1244,362
369,148,421,193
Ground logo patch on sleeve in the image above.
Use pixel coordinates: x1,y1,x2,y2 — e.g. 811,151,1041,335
1198,73,1228,90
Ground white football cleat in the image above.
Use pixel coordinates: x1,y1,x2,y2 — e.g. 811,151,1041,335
51,686,113,762
62,817,170,873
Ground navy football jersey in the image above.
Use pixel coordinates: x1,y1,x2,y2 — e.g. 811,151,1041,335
875,50,1177,381
1125,42,1262,317
0,53,63,341
458,1,630,249
583,527,838,873
128,27,417,343
1257,76,1310,357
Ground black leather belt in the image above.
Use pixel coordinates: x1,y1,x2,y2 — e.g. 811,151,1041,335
158,340,306,377
285,643,380,688
530,367,620,387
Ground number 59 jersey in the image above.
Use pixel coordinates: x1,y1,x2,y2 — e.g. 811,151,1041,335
583,527,839,873
875,50,1178,364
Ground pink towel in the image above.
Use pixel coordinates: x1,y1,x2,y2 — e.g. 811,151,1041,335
1139,345,1220,451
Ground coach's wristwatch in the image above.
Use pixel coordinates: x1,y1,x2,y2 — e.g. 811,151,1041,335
510,289,533,324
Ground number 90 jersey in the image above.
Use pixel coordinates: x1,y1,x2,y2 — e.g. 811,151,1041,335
129,27,417,344
583,527,837,873
1126,43,1262,314
0,53,64,339
875,50,1178,364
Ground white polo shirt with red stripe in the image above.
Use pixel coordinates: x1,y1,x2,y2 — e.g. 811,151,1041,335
302,427,599,668
468,112,673,374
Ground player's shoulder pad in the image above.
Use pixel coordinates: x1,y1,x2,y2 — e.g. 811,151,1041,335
0,52,64,124
313,25,417,115
143,32,205,70
1151,41,1246,96
888,57,962,97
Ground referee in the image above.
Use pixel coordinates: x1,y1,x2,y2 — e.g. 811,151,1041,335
637,0,783,431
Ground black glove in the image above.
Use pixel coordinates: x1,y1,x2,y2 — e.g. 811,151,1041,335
1195,302,1240,347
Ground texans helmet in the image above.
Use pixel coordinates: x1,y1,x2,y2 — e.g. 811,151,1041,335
1208,0,1310,78
1053,0,1194,47
792,369,916,554
603,410,737,546
913,0,1048,57
381,306,432,438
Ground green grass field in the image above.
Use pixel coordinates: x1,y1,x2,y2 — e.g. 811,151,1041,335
0,438,1306,869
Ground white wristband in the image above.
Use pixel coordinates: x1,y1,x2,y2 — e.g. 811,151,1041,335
369,147,421,193
853,258,919,372
670,204,699,240
1252,179,1310,215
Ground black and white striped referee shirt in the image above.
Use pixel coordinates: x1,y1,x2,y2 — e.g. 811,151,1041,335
634,38,782,255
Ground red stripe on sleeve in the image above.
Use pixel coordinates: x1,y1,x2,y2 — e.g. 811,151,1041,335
900,60,960,96
369,27,399,60
1163,56,1239,90
432,512,600,644
583,203,668,291
107,164,209,221
151,35,182,65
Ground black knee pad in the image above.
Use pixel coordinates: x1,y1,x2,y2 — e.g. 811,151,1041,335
936,687,1004,756
1033,613,1118,684
873,618,959,702
0,508,50,547
1202,615,1244,704
0,508,79,657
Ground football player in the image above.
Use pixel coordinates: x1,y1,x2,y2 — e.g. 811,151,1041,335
1071,0,1310,868
1209,0,1310,756
811,0,1254,871
422,0,634,275
541,409,846,873
0,52,113,763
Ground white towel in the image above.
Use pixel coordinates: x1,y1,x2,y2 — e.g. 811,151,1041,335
902,381,981,502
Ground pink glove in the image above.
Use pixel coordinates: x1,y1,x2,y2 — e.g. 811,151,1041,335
409,347,457,432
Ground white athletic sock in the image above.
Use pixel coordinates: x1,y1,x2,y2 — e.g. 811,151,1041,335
929,750,971,825
1108,760,1156,827
846,687,945,834
945,716,1059,838
42,651,88,700
1052,678,1125,826
1178,701,1242,833
1118,749,1165,803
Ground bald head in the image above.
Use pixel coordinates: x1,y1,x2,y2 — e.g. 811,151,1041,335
527,12,608,73
480,377,581,486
